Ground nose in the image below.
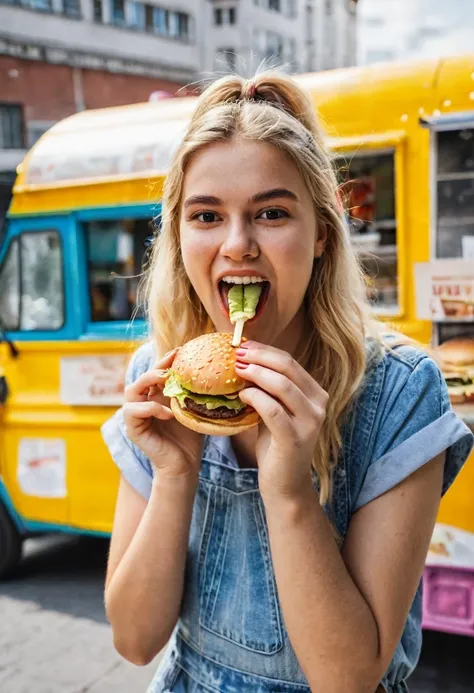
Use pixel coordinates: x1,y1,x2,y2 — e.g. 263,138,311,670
220,219,259,261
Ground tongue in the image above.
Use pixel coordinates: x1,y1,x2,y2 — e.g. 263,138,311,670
228,284,263,323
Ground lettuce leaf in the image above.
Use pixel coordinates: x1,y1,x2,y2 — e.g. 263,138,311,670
163,372,245,411
228,284,262,323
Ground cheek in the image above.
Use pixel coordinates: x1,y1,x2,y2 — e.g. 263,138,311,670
180,232,211,279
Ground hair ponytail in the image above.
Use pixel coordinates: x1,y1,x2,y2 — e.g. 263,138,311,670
191,73,324,145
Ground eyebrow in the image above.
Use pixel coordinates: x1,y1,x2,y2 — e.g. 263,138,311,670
184,188,298,208
183,195,222,208
251,188,298,204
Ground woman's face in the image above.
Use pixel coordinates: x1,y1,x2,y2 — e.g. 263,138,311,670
179,139,325,350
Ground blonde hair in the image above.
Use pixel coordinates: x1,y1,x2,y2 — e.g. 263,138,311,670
144,72,387,503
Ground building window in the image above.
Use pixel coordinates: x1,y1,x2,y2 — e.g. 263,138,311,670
228,6,236,24
284,0,296,18
93,0,102,21
154,7,168,34
28,0,53,11
214,7,222,25
269,0,281,11
177,12,189,39
129,0,145,28
215,48,237,72
144,3,154,30
63,0,81,17
110,0,125,25
0,105,24,150
168,10,179,37
266,31,284,61
85,218,152,322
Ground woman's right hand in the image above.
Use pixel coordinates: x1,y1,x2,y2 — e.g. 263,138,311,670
122,349,203,481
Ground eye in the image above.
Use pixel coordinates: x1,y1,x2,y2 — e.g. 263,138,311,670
258,208,289,221
193,211,220,224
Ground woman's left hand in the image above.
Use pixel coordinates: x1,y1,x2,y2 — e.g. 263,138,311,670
235,341,328,501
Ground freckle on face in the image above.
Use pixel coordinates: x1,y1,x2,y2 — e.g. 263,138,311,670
179,139,318,347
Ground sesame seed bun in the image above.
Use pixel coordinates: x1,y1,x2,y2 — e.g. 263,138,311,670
169,332,261,436
172,333,247,395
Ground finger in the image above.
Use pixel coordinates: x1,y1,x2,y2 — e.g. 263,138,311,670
153,348,180,370
236,342,327,402
236,362,309,418
124,368,172,403
123,400,174,421
238,387,292,440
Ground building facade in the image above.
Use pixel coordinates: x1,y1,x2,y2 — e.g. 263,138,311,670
0,0,358,227
204,0,358,76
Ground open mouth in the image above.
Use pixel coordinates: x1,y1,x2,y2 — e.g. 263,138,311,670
218,277,271,322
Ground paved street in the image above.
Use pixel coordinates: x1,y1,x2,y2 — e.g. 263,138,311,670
0,535,473,692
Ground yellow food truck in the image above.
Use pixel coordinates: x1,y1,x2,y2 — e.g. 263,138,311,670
0,54,473,636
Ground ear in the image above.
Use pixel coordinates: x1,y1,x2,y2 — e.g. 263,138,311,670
314,223,327,259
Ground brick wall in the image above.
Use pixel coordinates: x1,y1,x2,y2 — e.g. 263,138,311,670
0,56,188,125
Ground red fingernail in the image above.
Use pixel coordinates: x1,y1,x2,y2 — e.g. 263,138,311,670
235,348,247,357
235,361,249,368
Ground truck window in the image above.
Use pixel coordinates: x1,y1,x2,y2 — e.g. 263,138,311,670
335,151,398,315
435,128,474,345
0,230,63,331
21,231,64,330
0,239,20,330
85,217,154,322
436,128,474,259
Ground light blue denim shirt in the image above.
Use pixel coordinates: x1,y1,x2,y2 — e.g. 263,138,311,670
102,338,473,693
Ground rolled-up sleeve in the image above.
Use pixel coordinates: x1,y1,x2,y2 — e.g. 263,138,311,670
101,342,156,500
354,357,474,512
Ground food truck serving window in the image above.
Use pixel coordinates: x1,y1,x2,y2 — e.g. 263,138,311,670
435,127,474,345
335,151,398,315
0,230,64,331
85,217,154,322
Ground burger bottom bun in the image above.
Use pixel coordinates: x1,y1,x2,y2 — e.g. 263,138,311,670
170,398,261,436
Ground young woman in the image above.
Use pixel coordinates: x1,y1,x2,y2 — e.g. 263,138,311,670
102,73,473,693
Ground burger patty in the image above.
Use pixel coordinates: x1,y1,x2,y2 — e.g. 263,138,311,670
184,397,247,420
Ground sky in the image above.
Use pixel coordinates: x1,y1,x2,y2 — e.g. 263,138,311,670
358,0,474,65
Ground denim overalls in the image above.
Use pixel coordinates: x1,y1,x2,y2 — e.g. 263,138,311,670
102,339,473,692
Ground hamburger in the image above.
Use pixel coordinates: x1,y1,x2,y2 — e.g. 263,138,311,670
437,337,474,404
163,332,261,435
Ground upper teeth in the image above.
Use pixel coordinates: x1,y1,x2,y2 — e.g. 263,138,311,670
221,276,265,284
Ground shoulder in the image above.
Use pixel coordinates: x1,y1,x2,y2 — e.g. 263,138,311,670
361,339,445,413
125,341,157,385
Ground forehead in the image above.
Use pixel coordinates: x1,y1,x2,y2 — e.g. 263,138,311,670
182,139,308,200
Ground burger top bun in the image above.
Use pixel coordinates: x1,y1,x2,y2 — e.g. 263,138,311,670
172,333,246,395
437,338,474,368
170,398,260,437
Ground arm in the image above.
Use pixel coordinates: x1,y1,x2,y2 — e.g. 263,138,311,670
263,453,444,693
105,474,197,666
103,349,203,666
235,343,451,693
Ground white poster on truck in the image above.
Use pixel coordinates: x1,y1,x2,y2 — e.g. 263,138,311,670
427,523,474,569
415,260,474,322
17,438,67,498
60,355,128,406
